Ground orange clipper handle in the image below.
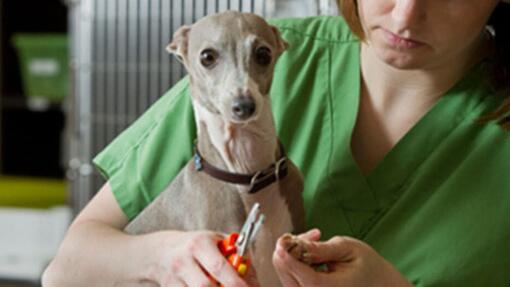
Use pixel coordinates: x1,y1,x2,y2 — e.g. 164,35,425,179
227,254,250,277
218,233,239,257
216,233,250,287
218,255,250,287
215,233,242,287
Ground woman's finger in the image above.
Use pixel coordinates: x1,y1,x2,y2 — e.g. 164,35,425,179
304,236,358,264
191,233,248,287
163,279,187,287
272,245,301,287
179,259,216,287
273,243,320,286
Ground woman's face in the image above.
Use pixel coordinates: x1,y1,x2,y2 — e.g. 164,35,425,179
358,0,500,70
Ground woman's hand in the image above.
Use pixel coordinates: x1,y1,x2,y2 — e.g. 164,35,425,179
272,229,412,287
147,230,259,287
43,184,258,287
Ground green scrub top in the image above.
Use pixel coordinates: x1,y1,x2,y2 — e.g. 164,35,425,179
94,16,510,286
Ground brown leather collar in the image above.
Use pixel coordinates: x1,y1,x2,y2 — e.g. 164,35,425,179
193,141,288,193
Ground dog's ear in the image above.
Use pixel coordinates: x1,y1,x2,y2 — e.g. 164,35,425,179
271,26,289,54
166,25,192,61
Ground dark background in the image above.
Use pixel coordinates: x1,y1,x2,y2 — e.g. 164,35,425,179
1,0,67,178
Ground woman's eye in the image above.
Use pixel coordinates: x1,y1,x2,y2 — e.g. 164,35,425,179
200,49,218,68
254,46,272,66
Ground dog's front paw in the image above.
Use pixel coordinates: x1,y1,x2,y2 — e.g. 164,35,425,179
279,233,314,265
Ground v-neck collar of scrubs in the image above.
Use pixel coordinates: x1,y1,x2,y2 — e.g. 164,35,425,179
326,42,492,238
361,67,490,206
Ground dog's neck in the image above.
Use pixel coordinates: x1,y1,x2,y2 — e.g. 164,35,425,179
193,97,279,178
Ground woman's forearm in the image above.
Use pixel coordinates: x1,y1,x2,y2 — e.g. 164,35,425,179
42,220,159,287
42,183,252,287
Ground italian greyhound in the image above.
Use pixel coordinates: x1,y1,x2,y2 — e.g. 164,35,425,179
125,11,305,286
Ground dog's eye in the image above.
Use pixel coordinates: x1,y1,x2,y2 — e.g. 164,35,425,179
200,49,218,68
254,46,272,66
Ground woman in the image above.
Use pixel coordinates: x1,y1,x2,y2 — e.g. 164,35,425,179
43,0,510,286
273,0,510,286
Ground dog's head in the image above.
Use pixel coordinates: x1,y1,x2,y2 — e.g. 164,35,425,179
167,11,288,123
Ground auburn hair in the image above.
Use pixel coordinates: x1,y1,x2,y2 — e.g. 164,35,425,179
338,0,510,130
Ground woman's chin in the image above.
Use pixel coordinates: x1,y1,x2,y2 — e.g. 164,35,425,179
377,49,429,70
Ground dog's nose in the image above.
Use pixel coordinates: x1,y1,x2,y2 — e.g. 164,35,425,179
232,96,256,120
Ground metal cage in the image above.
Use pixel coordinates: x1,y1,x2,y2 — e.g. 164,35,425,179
67,0,338,215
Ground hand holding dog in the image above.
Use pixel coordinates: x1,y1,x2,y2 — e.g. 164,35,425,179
272,229,413,287
148,230,259,287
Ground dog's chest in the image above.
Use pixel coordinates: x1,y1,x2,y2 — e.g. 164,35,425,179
124,161,247,234
248,185,294,287
125,160,296,286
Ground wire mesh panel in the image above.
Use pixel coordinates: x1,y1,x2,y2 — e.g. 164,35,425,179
68,0,338,215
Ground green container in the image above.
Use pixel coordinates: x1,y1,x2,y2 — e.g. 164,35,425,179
12,34,69,102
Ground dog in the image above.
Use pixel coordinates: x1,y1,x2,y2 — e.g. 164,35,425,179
124,11,305,286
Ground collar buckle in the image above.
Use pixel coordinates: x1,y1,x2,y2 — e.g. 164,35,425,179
248,157,287,193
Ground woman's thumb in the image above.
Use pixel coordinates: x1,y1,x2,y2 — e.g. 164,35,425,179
304,236,357,264
297,228,321,241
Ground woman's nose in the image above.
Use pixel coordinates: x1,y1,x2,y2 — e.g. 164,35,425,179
391,0,426,28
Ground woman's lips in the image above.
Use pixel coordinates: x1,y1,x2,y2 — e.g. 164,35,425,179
381,29,424,49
